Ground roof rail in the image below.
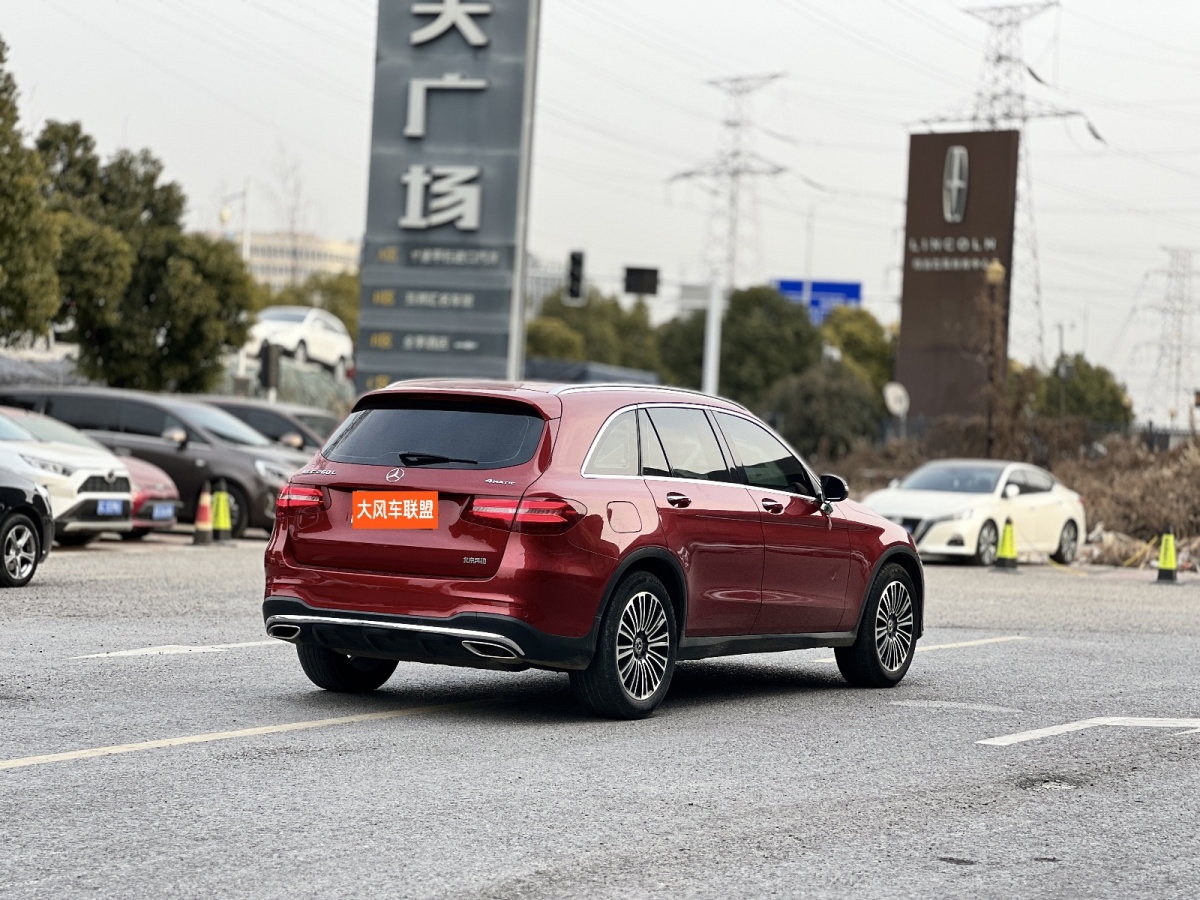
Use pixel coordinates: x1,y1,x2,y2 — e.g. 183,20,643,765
552,383,749,410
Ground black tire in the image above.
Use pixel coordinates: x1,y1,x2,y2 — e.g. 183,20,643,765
56,533,99,547
121,529,150,541
1052,520,1078,564
296,643,398,692
1,513,41,588
974,520,999,567
225,483,250,539
835,563,918,688
570,571,677,720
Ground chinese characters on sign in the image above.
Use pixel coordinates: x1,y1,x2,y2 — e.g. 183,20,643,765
357,0,540,391
351,491,440,530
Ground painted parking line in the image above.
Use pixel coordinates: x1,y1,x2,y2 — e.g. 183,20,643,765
72,640,284,659
0,700,500,772
812,634,1029,663
979,716,1200,747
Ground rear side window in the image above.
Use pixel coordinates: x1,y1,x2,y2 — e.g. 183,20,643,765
324,400,546,469
43,396,120,432
0,393,40,411
584,411,638,476
645,408,733,483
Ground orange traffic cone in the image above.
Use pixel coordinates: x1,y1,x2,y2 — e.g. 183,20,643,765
193,481,213,546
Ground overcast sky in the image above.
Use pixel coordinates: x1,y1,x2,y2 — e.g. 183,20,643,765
3,0,1199,422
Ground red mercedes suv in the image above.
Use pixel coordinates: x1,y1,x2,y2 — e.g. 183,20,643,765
263,381,923,719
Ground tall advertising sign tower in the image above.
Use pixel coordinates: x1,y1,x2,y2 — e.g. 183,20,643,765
895,130,1020,419
357,0,541,392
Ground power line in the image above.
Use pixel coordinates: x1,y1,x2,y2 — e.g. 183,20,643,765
670,74,787,290
41,0,364,170
1147,248,1197,427
920,2,1084,366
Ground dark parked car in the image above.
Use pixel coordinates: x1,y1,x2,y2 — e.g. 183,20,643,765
194,396,341,453
263,381,924,719
0,468,54,587
0,387,310,538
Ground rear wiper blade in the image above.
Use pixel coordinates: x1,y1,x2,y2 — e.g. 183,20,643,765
399,451,479,466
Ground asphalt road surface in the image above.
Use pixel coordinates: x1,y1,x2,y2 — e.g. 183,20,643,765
3,534,1198,898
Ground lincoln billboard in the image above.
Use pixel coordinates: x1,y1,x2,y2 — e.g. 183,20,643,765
894,130,1020,419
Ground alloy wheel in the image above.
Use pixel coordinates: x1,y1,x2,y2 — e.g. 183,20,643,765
615,590,671,701
874,580,914,673
978,522,998,566
4,523,37,582
1059,522,1078,562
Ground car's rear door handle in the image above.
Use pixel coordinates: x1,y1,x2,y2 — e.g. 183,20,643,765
666,492,692,508
762,498,785,515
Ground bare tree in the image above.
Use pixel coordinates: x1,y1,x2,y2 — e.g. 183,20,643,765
268,146,309,288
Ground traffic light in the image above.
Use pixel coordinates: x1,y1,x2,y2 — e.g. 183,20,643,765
258,342,281,391
624,267,659,296
567,251,584,300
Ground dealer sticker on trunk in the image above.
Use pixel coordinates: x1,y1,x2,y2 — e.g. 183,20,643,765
351,491,439,530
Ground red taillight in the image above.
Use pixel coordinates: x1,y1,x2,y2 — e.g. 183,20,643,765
276,484,324,514
463,495,584,534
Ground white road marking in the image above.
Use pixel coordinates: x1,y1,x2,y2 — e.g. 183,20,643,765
979,716,1200,747
812,634,1029,663
72,640,282,659
892,699,1022,713
0,700,498,771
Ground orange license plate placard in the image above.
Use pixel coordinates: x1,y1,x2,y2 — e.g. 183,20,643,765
351,491,439,529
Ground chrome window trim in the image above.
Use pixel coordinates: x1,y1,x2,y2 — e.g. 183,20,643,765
578,402,823,501
265,614,525,657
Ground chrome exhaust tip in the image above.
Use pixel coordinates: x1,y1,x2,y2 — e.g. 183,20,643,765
267,623,302,641
462,640,519,661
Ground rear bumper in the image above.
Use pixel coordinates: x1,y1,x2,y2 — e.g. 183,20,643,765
263,596,595,672
55,497,133,535
132,497,180,531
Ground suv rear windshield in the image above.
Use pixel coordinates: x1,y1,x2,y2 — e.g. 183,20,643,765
323,400,546,469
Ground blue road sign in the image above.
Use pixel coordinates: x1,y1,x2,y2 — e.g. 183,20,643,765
773,279,862,324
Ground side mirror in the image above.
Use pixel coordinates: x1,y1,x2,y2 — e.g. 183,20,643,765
888,478,900,489
820,474,849,503
1004,483,1020,499
162,426,188,448
279,431,305,451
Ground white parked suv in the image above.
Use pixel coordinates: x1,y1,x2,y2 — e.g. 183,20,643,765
247,306,355,377
0,410,133,546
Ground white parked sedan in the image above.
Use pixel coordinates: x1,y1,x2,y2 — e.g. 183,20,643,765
862,459,1086,566
246,306,355,377
0,410,133,545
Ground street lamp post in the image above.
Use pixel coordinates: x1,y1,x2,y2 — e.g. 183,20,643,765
984,258,1007,458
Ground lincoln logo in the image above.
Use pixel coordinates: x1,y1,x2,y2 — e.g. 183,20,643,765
386,468,404,482
942,145,969,224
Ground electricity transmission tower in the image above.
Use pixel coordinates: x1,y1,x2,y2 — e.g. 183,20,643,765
671,74,785,292
1149,248,1197,428
923,2,1079,366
